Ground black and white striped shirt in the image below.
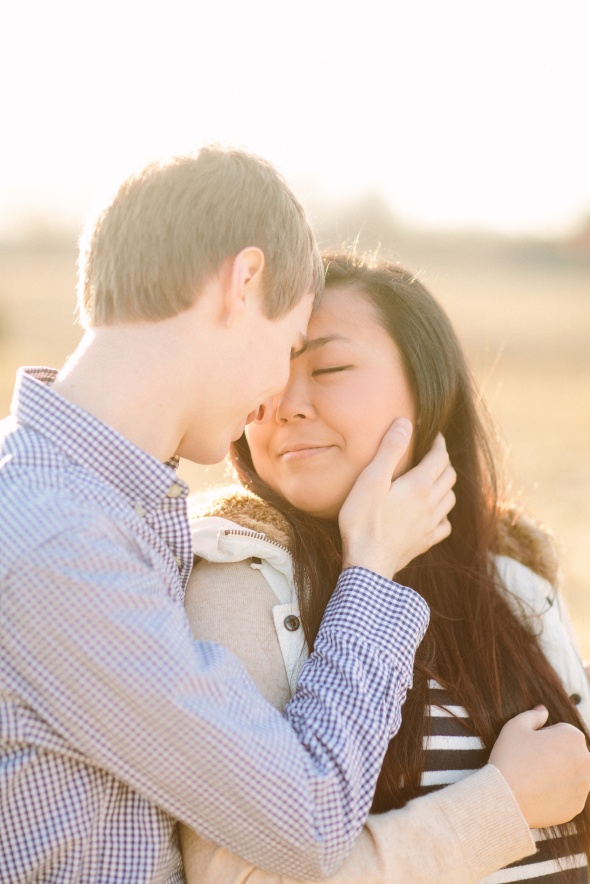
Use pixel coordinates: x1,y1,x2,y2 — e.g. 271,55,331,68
422,680,588,883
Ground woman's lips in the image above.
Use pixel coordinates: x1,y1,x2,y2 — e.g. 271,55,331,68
279,445,334,462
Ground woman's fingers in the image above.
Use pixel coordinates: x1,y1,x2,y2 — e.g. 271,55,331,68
490,708,590,828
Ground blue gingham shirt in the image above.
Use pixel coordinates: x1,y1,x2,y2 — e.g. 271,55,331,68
0,367,429,883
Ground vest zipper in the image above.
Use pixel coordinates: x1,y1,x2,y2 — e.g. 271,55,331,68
222,527,290,555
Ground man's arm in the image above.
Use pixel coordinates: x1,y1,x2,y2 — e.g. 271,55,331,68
2,421,455,877
181,558,590,883
2,510,426,879
181,559,535,884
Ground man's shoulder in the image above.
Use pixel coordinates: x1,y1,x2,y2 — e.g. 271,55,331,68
0,429,138,576
1,414,67,480
1,413,126,497
1,423,107,507
0,484,128,573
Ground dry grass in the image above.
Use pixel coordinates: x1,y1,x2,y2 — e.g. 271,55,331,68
1,245,589,654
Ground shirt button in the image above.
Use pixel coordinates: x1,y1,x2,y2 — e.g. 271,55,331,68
173,554,183,570
570,693,582,705
284,615,300,632
134,503,146,518
166,483,184,499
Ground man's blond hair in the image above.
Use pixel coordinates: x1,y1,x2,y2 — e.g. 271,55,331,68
78,146,323,326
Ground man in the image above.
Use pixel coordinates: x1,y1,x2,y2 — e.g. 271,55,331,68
0,147,588,883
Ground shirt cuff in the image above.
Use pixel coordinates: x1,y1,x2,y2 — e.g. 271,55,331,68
320,566,430,672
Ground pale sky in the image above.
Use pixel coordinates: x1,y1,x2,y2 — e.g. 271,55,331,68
1,0,589,238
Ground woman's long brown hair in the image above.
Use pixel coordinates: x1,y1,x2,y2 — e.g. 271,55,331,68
231,251,590,872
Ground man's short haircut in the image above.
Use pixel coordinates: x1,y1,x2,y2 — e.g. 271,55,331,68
77,146,323,327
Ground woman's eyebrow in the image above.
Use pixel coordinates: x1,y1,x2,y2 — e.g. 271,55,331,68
295,334,352,358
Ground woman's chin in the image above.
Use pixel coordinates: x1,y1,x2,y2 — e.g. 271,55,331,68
282,490,343,522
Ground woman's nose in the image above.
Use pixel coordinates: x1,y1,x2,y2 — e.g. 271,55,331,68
275,383,314,423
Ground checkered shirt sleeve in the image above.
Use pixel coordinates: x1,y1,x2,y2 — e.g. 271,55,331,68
0,368,429,882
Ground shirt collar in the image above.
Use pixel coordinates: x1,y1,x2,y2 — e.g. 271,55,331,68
11,367,188,513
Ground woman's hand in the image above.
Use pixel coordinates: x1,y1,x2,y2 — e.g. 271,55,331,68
490,706,590,827
339,420,456,578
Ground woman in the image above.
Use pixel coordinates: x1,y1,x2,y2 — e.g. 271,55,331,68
181,251,590,882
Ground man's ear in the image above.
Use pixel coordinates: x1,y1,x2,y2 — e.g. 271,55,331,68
220,247,265,327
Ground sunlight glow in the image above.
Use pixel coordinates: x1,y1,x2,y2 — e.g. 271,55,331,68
1,0,589,237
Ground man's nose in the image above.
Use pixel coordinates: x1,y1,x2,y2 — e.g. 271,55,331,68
250,399,275,425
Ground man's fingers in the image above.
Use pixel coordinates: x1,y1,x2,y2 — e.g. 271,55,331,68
434,463,457,496
435,490,456,525
340,423,458,575
384,417,413,462
406,433,451,484
432,516,452,545
360,418,413,489
430,468,457,518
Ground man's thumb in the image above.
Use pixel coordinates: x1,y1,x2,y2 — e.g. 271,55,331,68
380,417,412,460
389,417,413,442
350,418,413,494
379,418,413,469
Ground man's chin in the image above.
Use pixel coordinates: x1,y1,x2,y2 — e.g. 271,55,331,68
176,443,230,467
231,422,248,443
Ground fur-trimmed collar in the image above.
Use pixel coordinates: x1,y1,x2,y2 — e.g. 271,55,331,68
496,505,559,586
189,485,291,548
189,485,559,586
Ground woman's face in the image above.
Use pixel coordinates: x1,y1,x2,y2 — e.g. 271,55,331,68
245,285,416,520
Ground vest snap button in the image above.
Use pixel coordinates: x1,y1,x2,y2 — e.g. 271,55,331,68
284,615,300,632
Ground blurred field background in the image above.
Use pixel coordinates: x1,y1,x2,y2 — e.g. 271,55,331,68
1,204,589,652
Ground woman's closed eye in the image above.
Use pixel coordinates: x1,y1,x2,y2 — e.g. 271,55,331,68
312,365,353,377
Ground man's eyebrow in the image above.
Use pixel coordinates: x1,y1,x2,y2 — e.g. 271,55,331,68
290,336,309,360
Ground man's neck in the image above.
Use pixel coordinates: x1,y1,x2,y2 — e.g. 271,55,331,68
51,324,187,462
